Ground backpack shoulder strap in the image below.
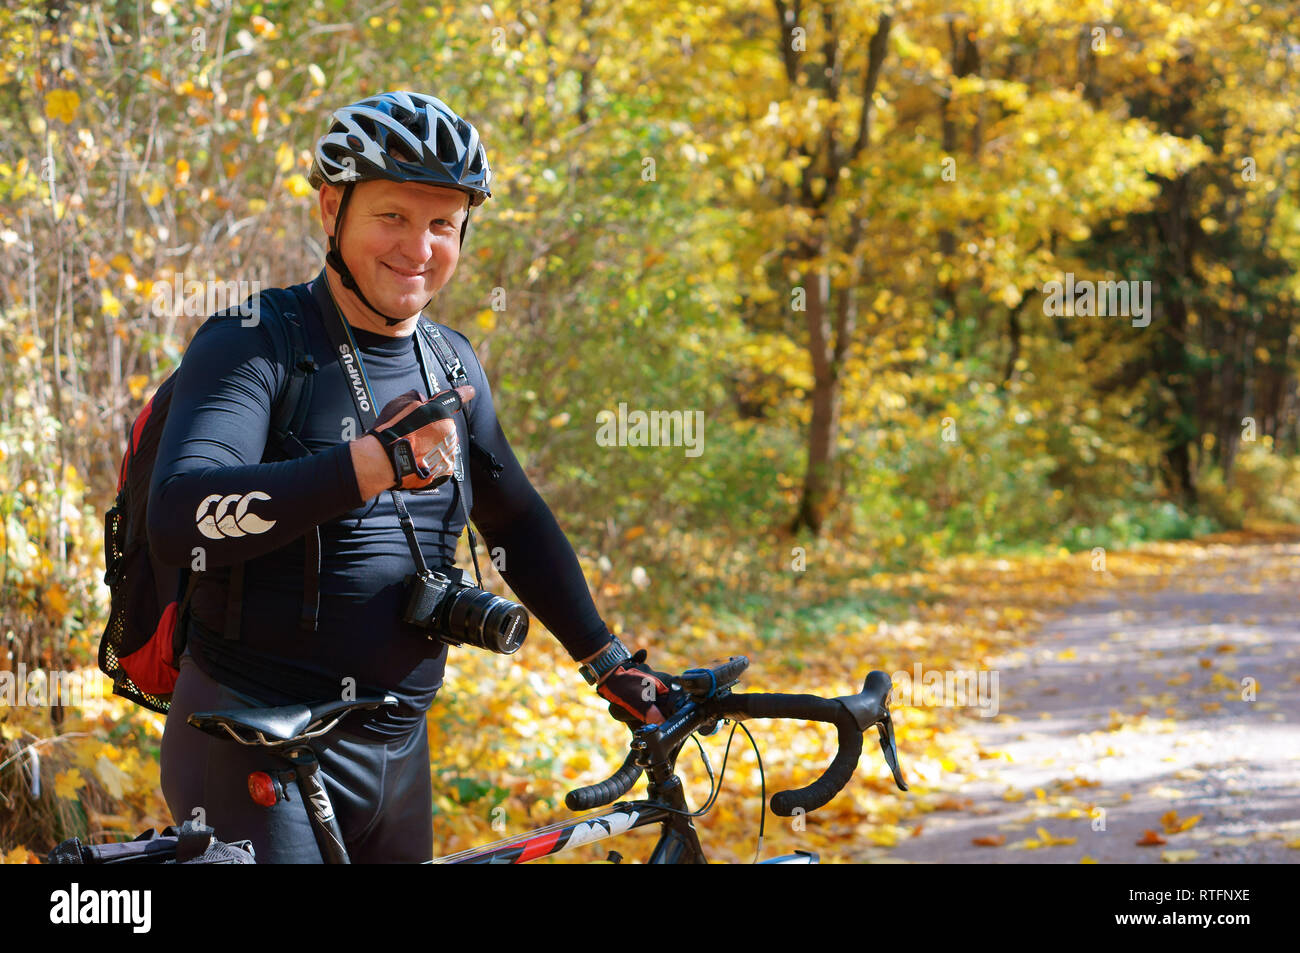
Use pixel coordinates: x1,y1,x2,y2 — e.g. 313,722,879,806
266,286,319,461
416,320,469,388
281,283,325,631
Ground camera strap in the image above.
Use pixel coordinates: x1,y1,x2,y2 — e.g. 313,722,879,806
317,280,485,591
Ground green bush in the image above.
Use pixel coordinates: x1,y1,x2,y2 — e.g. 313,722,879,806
1226,443,1300,524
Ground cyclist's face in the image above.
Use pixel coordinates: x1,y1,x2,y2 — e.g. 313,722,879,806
322,179,468,321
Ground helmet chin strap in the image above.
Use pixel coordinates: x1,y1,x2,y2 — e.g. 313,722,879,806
325,181,446,328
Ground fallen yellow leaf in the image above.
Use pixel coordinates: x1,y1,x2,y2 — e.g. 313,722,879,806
95,755,131,800
54,768,85,800
867,827,899,847
1160,810,1202,834
1035,826,1078,847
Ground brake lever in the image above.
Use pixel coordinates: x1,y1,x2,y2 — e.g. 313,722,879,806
875,714,908,791
834,671,908,792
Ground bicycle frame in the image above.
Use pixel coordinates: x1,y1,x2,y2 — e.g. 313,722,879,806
428,800,814,864
431,801,693,864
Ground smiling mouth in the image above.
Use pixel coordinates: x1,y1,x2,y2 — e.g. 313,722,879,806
383,263,427,279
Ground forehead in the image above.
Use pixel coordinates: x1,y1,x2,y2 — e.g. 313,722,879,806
358,179,469,210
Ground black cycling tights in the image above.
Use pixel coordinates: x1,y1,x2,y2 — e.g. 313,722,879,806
160,651,434,863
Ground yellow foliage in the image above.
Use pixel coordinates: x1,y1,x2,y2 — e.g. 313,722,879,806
276,143,295,173
101,288,122,319
284,174,312,197
44,89,80,123
54,769,86,800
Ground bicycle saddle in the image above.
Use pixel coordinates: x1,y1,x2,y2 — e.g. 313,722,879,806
188,695,398,744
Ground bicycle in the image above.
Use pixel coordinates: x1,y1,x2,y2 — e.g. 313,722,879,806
185,656,909,863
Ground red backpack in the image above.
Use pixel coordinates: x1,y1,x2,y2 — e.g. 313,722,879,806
98,291,317,714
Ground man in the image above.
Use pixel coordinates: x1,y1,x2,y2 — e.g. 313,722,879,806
152,91,680,863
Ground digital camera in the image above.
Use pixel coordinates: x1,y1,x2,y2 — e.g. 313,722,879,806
403,568,529,655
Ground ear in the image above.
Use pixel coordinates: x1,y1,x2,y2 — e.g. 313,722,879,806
319,184,340,238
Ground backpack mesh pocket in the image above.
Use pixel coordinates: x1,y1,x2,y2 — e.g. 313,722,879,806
98,499,185,714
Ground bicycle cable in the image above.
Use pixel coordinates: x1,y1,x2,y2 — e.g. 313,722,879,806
691,732,716,801
735,719,765,864
648,719,743,820
661,720,767,863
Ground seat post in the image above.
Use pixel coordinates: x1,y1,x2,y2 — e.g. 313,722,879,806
282,745,350,864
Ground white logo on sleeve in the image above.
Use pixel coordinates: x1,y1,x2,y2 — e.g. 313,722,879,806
196,491,277,539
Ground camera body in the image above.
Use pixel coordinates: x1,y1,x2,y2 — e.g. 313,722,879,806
403,567,529,655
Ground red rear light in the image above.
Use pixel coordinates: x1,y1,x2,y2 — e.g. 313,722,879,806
248,771,278,807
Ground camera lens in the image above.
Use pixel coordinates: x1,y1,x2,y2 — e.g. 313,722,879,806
445,588,529,654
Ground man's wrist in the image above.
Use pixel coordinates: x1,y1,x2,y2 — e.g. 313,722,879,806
579,636,631,686
349,433,398,499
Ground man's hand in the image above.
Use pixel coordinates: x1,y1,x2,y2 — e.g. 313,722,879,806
596,649,684,727
360,385,475,492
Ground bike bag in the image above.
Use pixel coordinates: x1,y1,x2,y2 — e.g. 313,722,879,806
46,820,256,864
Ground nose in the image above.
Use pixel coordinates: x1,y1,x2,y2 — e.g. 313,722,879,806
396,223,438,267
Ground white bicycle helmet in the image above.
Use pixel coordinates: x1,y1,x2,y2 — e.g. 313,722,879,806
309,90,492,206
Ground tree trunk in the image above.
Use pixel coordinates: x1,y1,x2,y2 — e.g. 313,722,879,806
1157,292,1198,505
790,256,841,534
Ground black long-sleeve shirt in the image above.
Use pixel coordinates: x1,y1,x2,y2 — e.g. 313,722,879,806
148,270,612,738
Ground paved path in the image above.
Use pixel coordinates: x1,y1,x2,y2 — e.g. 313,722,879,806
883,536,1300,863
